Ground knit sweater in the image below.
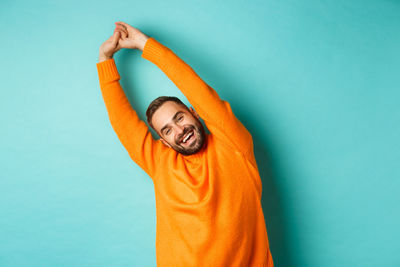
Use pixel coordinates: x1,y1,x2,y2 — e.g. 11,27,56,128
96,37,273,267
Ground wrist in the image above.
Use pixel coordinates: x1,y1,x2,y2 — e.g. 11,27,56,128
137,34,150,51
99,53,112,63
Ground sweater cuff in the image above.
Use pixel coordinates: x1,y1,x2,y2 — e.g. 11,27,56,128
141,37,167,62
96,58,120,84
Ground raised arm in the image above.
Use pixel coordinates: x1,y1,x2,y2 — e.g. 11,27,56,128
97,26,163,178
114,22,254,157
141,38,254,157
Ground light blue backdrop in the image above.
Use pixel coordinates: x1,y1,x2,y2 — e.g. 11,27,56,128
1,0,399,266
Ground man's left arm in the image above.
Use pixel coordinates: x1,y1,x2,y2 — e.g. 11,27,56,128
141,37,254,157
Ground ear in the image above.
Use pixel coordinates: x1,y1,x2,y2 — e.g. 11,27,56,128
160,138,171,148
189,107,200,119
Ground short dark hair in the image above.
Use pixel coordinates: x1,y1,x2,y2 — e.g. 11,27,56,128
146,96,188,130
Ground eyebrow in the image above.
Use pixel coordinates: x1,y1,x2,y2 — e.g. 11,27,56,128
160,111,185,135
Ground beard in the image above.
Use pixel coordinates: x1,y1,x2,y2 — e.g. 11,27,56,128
170,122,206,156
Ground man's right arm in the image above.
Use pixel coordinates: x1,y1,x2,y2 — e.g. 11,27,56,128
96,58,164,178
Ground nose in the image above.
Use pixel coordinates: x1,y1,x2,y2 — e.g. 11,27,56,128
175,124,185,136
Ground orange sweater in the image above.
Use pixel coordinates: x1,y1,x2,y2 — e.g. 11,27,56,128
96,37,273,267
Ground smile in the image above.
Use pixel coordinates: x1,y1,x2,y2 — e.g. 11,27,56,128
181,130,194,145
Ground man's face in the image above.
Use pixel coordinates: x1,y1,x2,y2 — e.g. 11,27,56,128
152,101,206,155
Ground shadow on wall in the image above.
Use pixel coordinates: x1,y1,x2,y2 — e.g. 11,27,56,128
114,32,295,267
253,129,294,267
232,101,294,267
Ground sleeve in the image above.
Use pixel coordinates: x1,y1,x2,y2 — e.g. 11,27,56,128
96,58,164,178
141,37,254,157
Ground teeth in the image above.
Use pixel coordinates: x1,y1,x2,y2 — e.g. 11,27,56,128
183,132,193,143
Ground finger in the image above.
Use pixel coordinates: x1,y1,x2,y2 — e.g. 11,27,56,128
115,24,128,36
115,23,125,30
119,27,128,39
116,34,125,50
114,28,126,39
120,30,127,39
112,30,121,45
115,21,130,31
115,21,128,27
115,42,122,52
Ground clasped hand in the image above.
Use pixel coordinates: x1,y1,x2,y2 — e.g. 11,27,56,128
99,21,149,62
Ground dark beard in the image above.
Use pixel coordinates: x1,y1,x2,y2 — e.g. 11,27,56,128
171,123,206,156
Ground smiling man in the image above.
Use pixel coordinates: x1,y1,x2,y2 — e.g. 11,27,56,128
147,96,206,155
96,21,274,267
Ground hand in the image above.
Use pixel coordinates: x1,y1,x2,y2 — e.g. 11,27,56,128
114,21,149,51
98,29,123,62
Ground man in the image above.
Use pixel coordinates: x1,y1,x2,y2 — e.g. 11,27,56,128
96,21,274,267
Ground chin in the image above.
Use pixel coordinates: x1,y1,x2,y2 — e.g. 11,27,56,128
176,133,205,155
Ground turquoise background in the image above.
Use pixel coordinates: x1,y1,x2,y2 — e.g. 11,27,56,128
1,0,399,266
